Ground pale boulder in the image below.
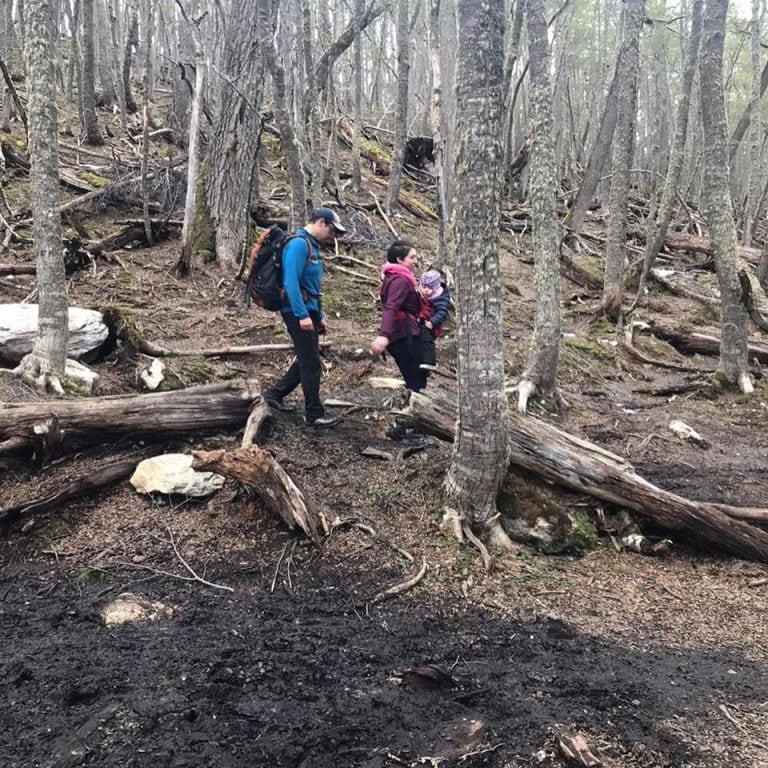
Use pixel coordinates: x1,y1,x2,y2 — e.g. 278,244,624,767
130,453,225,497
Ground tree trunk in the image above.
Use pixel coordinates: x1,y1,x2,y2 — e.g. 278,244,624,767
351,0,363,193
139,0,152,245
699,0,753,393
406,387,768,563
428,0,447,266
0,0,10,130
107,0,127,129
203,0,268,265
444,0,511,551
602,0,645,317
517,0,560,413
94,0,116,108
742,0,762,247
634,0,702,304
81,0,103,144
122,11,138,113
0,380,260,442
386,0,409,214
17,0,68,393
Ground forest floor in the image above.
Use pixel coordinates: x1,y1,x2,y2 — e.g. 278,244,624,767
2,125,768,768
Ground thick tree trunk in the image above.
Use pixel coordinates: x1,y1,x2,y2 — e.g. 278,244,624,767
602,0,645,316
203,0,267,265
81,0,103,144
351,0,363,192
444,0,510,550
428,0,447,266
94,0,116,108
634,0,702,304
406,387,768,563
386,0,409,214
107,0,127,129
699,0,753,393
139,0,152,245
0,380,261,442
742,0,762,247
517,0,560,413
18,0,68,393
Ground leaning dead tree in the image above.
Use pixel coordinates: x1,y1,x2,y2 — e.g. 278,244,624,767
406,387,768,563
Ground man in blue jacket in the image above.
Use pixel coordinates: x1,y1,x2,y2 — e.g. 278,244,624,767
263,207,346,427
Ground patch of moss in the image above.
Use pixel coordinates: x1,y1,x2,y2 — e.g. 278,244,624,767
61,378,90,397
157,143,174,160
561,335,611,359
0,130,27,150
633,334,681,359
76,170,111,188
360,135,392,170
587,316,616,338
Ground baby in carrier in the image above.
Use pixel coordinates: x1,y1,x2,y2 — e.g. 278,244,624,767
417,269,451,367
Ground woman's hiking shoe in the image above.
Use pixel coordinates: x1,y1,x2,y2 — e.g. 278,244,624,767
386,421,428,447
305,415,341,428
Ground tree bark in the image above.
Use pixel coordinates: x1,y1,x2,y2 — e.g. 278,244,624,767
17,0,68,393
386,0,410,214
428,0,448,265
122,11,138,113
742,0,762,247
94,0,116,108
0,380,261,442
192,447,323,546
139,0,152,245
203,0,268,265
81,0,103,144
602,0,645,317
517,0,560,412
699,0,753,393
406,387,768,563
444,0,510,550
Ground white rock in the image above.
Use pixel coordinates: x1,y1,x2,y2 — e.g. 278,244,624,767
130,453,225,497
0,304,109,364
668,419,704,443
64,358,100,394
101,593,174,626
139,357,166,390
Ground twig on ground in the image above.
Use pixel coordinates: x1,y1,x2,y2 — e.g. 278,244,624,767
165,525,234,592
371,559,428,603
271,541,291,594
370,191,399,238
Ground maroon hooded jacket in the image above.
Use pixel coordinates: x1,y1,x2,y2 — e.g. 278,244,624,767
378,270,422,342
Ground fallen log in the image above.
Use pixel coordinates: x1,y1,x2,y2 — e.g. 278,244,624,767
403,387,768,562
192,447,322,546
0,264,36,276
0,380,260,443
663,232,762,264
0,457,142,529
649,323,768,365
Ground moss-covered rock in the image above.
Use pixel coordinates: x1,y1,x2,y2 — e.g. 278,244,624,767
76,170,111,188
497,474,599,555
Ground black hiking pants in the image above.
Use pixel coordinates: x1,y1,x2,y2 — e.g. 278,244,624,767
266,310,324,420
388,334,427,392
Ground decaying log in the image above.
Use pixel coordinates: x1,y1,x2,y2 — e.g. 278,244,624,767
649,323,768,364
663,232,762,264
403,387,768,562
192,447,322,546
739,269,768,333
0,457,141,528
0,264,36,275
0,380,260,443
241,399,270,447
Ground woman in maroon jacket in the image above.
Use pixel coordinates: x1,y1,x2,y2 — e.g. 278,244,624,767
371,240,427,392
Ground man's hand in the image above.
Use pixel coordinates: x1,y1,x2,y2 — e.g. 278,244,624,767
317,318,327,335
370,335,389,355
299,317,314,332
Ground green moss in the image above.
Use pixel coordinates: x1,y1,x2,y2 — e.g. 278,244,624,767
633,334,681,359
157,143,174,160
587,316,616,337
0,131,27,150
568,511,599,552
561,335,611,359
61,378,90,397
360,135,392,169
76,170,111,188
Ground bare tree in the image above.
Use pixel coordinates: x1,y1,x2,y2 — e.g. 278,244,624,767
699,0,753,393
428,0,447,265
123,10,139,113
386,0,409,214
517,0,560,414
81,0,103,144
15,0,67,393
633,0,702,306
602,0,645,318
742,0,762,246
443,0,512,553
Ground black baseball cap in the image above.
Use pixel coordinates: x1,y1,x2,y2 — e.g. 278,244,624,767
311,206,347,234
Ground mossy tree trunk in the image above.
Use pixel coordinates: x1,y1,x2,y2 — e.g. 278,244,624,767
602,0,645,318
699,0,753,393
517,0,560,413
443,0,512,552
16,0,67,393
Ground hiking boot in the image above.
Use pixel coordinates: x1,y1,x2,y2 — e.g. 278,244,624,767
264,395,296,412
306,415,341,428
401,432,429,448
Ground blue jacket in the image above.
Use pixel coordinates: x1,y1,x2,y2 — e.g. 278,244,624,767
281,228,322,319
427,283,451,328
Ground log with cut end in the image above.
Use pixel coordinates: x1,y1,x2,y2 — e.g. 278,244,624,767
403,387,768,562
0,380,261,443
192,447,322,546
